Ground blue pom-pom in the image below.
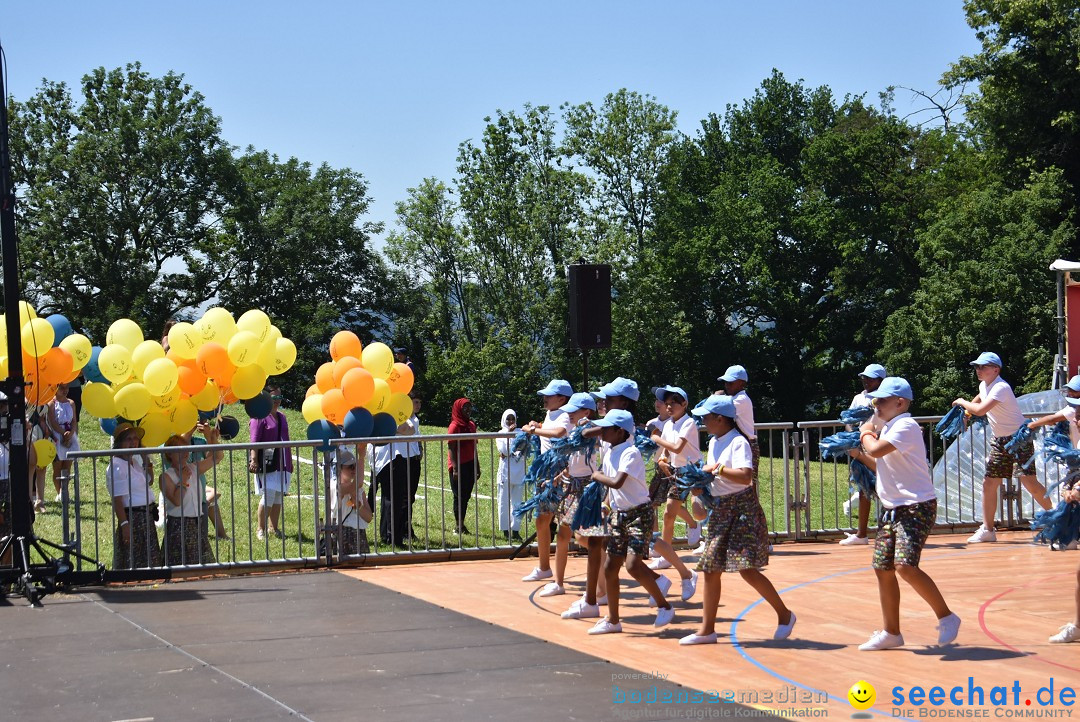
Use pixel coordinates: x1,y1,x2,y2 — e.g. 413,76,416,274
634,428,658,461
514,481,564,518
1031,501,1080,547
672,462,715,503
840,406,874,426
1004,421,1035,470
510,430,531,458
819,430,861,459
849,458,876,497
571,481,606,530
935,406,987,442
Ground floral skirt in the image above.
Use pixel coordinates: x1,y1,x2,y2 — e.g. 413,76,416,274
164,515,216,566
697,486,769,573
113,505,162,570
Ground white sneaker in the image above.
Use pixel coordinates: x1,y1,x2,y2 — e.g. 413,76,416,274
693,540,706,555
1049,623,1080,643
54,493,63,503
648,556,672,570
774,611,797,640
539,582,565,597
839,533,869,546
562,602,601,619
681,570,699,602
595,594,608,606
649,574,673,607
936,613,961,645
679,632,717,645
654,606,675,628
687,525,701,546
588,618,622,635
967,526,997,543
522,567,553,582
1051,540,1079,551
858,630,904,651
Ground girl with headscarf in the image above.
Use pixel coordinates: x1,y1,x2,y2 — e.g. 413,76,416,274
496,409,526,541
447,398,478,535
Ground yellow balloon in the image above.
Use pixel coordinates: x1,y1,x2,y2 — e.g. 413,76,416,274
255,328,281,374
231,363,267,400
114,382,152,420
273,337,297,375
132,340,166,378
167,321,201,359
139,412,173,448
302,394,326,423
21,317,54,357
98,344,134,384
0,355,7,380
191,381,221,412
236,309,271,343
106,318,144,351
197,307,236,344
170,398,199,435
364,378,391,413
227,330,261,367
17,301,37,329
59,333,92,370
361,342,394,380
33,438,56,468
387,392,413,424
151,384,182,412
142,357,179,397
82,382,116,418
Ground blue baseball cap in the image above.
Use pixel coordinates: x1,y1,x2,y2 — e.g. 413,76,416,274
691,395,736,418
970,352,1002,368
538,379,573,397
593,409,635,434
859,364,887,379
867,377,914,400
560,392,597,413
717,365,748,383
654,385,688,402
1066,396,1080,408
595,377,640,401
1065,375,1080,393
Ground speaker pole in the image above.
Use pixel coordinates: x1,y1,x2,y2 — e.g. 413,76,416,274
582,348,589,396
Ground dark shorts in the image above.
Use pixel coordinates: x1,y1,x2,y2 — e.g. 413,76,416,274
872,499,937,571
985,435,1033,479
697,486,770,573
606,503,654,559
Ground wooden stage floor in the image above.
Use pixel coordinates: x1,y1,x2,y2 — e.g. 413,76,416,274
342,530,1080,719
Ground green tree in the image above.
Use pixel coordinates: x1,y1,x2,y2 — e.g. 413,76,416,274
8,63,238,339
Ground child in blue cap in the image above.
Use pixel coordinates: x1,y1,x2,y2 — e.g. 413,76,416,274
840,363,887,546
522,379,573,583
859,377,960,650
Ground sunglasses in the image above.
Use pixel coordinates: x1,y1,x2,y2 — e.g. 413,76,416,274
271,395,283,400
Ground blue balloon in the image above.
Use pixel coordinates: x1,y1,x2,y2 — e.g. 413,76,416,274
45,314,73,346
244,392,273,420
99,417,118,436
218,415,240,440
306,419,338,452
198,409,218,423
371,412,398,443
343,407,373,439
84,346,107,384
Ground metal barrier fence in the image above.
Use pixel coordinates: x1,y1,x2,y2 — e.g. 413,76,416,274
38,413,1068,579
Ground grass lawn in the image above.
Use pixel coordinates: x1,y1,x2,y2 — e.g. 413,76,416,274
27,411,865,571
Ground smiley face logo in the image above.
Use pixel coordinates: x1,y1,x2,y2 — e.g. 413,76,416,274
848,680,876,711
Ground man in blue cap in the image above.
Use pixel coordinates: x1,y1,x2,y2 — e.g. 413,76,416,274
952,352,1053,543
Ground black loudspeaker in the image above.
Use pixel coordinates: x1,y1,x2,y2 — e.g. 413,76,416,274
568,264,612,349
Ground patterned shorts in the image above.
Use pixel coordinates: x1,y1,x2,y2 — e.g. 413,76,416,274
558,476,590,526
607,503,654,558
749,438,760,482
648,468,671,507
872,499,937,571
535,480,562,515
985,435,1033,479
697,486,770,573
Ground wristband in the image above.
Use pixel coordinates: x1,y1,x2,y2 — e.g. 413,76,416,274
717,465,725,478
119,520,130,527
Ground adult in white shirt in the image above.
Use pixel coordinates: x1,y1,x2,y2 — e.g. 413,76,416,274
840,363,887,546
716,365,759,480
952,352,1052,543
496,409,526,541
105,423,161,569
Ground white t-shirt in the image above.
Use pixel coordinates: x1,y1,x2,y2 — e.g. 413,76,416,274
661,414,702,467
1061,405,1080,447
706,429,754,497
106,456,154,507
163,464,203,518
850,391,872,409
732,391,756,440
980,377,1025,438
875,413,936,509
540,409,572,454
405,415,422,458
331,482,369,530
603,438,648,510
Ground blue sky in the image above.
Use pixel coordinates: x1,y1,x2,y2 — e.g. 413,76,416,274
4,1,980,244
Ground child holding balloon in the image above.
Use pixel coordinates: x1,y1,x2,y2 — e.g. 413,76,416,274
47,383,80,502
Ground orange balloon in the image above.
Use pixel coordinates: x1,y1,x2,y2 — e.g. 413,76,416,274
332,356,362,386
341,367,375,408
321,388,349,425
221,389,239,405
315,361,336,393
305,383,320,399
40,347,74,386
61,367,82,384
329,330,362,361
196,342,234,381
30,382,57,406
178,365,208,395
387,362,414,395
214,365,236,390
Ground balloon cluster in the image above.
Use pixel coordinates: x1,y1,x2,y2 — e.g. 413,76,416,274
302,332,413,449
74,308,297,447
0,301,89,406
